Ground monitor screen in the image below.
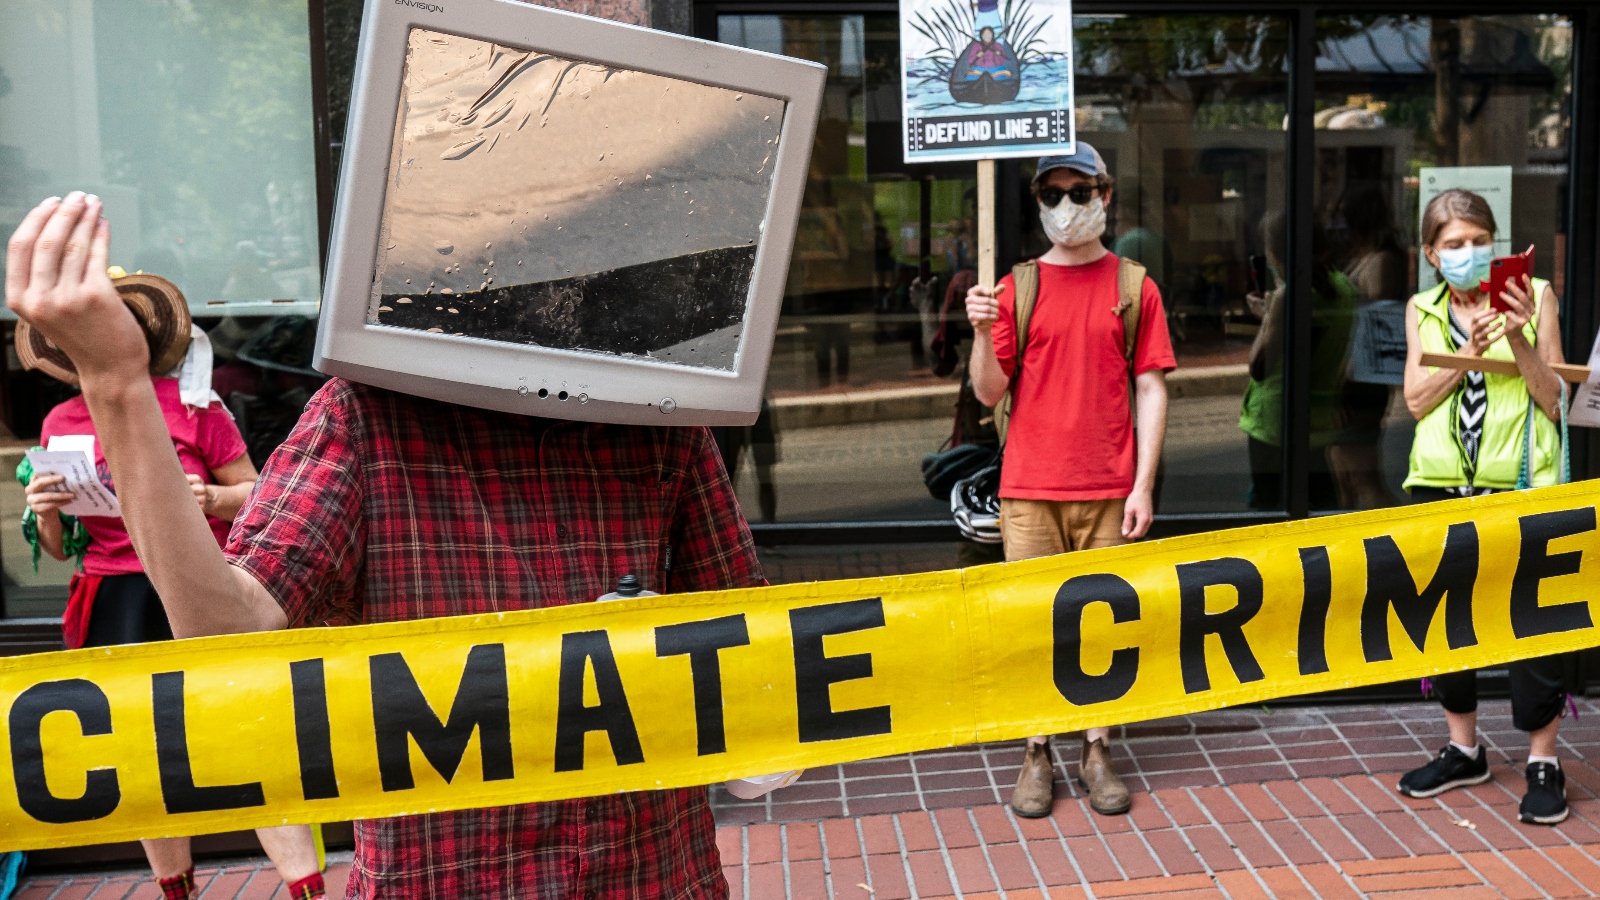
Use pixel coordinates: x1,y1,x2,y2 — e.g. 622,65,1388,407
369,27,786,371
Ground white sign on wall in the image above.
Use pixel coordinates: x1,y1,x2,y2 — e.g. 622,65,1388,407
900,0,1075,163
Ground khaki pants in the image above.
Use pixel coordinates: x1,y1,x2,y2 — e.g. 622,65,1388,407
1000,498,1128,562
1002,497,1130,747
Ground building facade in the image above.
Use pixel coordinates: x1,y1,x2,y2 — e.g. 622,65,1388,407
0,0,1596,617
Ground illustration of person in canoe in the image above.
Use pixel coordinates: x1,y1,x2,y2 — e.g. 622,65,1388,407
950,0,1021,104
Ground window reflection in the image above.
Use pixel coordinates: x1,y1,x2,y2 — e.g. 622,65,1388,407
371,28,782,369
1070,15,1292,514
1313,14,1573,510
717,12,1295,521
720,14,976,523
0,0,324,615
0,0,322,314
716,13,1575,526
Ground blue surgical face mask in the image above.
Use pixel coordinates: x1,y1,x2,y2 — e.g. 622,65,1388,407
1436,245,1493,291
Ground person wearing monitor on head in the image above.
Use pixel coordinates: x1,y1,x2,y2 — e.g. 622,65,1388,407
9,195,767,898
964,144,1176,819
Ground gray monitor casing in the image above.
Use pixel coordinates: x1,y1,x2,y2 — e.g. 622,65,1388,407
316,0,825,426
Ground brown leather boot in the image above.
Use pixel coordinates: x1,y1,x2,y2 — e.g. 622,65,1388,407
1010,740,1055,818
1078,736,1131,815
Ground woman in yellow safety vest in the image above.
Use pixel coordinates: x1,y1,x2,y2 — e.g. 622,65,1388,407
1395,188,1569,825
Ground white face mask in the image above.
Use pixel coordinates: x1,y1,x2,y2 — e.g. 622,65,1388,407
1040,196,1106,248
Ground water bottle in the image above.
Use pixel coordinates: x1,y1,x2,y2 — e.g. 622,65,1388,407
596,574,659,602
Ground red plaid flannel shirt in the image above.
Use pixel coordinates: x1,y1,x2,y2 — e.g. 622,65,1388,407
226,379,762,899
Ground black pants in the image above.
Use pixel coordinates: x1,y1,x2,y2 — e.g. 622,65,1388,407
1428,654,1569,732
83,572,174,647
1412,486,1568,733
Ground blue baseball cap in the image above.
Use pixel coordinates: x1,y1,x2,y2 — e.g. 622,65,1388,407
1034,142,1106,184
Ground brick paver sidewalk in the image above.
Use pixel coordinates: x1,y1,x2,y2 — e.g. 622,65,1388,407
711,699,1600,898
18,700,1600,899
15,858,352,900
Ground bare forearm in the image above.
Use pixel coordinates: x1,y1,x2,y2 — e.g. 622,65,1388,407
1133,375,1167,492
206,481,255,522
969,331,1008,407
78,377,284,636
33,513,67,561
1508,338,1563,420
1405,368,1466,420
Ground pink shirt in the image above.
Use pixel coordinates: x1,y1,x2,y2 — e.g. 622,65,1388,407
40,377,249,575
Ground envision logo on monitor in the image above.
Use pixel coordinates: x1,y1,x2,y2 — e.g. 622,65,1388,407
396,0,445,12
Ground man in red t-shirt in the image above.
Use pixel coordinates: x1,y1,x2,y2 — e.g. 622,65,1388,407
966,144,1176,819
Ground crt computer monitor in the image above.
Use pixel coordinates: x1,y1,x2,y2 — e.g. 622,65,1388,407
316,0,825,425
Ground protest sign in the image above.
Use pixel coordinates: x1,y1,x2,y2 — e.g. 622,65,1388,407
1567,328,1600,428
901,0,1075,163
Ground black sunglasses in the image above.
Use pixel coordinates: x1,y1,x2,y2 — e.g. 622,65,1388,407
1037,184,1099,208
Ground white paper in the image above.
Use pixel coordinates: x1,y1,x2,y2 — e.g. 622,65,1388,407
46,434,95,455
1567,328,1600,429
27,446,121,518
1416,166,1513,293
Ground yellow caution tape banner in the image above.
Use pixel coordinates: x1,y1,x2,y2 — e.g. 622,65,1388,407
5,483,1600,850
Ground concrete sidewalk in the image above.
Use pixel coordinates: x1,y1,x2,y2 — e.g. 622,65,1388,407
17,698,1600,899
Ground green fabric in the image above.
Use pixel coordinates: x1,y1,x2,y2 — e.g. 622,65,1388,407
15,448,90,573
1238,272,1358,448
1404,279,1560,491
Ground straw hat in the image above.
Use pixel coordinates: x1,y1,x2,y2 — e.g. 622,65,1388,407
15,271,193,386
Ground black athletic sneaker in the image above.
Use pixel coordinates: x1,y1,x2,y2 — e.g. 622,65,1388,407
1519,762,1568,825
1396,744,1491,798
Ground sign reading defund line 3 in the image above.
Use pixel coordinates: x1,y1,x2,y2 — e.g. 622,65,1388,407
900,0,1076,162
5,484,1600,850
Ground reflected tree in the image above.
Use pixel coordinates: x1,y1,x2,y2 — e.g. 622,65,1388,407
96,0,317,298
1073,15,1293,128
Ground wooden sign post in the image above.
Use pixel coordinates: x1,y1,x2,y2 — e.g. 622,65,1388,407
977,159,997,289
898,0,1077,291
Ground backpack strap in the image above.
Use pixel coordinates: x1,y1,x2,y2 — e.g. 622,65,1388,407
1115,257,1146,378
994,260,1039,449
1013,260,1041,361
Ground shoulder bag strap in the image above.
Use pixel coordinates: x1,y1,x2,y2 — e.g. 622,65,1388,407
996,261,1039,449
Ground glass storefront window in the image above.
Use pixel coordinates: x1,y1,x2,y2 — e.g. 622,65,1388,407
0,0,324,615
717,12,1292,523
719,13,976,523
0,0,323,318
1312,14,1574,511
1069,15,1292,514
0,6,1585,617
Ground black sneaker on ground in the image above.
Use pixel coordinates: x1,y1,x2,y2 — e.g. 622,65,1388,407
1519,762,1568,825
1396,744,1491,798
